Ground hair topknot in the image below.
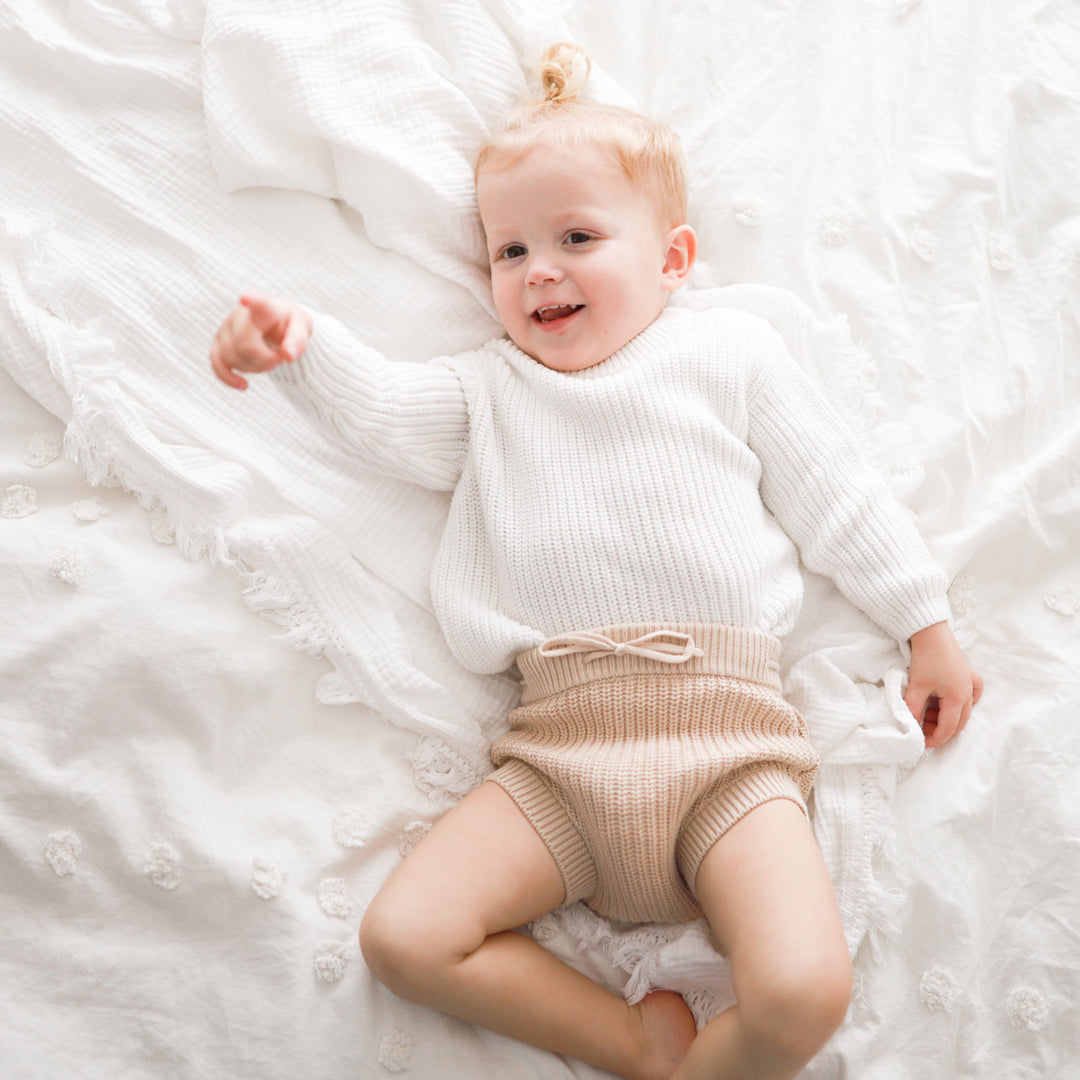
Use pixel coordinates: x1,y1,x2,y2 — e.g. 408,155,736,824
534,42,591,105
475,43,689,229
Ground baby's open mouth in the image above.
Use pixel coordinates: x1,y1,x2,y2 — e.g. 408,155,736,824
533,304,584,324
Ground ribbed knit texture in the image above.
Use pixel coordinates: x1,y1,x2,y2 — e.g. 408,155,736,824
489,624,820,924
517,622,782,703
274,303,951,675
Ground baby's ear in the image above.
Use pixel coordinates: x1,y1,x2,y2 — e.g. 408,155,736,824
661,225,697,291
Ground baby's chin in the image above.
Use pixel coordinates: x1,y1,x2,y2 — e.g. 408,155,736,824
511,324,655,373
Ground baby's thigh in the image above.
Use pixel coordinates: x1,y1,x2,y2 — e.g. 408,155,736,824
694,799,851,1002
362,780,565,958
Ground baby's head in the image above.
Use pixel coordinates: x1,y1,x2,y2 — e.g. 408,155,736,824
475,44,696,372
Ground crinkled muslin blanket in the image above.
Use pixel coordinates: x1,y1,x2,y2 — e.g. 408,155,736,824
2,1,1078,1077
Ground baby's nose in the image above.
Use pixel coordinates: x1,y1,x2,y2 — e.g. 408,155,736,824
525,256,563,286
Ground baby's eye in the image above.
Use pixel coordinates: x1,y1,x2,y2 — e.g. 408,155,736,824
565,231,593,246
497,244,527,261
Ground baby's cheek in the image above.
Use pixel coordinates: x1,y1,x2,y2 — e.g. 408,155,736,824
491,294,528,349
489,280,515,323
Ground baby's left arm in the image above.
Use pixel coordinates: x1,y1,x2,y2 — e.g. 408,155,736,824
905,621,984,748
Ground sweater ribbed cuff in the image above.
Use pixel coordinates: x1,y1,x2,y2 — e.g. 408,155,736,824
870,575,953,644
270,309,355,395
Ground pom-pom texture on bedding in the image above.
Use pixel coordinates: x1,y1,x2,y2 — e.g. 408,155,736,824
1,1,1078,1077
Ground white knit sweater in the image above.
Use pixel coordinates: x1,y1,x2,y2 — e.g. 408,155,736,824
273,304,950,674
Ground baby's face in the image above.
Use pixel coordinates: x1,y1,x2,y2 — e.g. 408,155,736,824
477,145,683,373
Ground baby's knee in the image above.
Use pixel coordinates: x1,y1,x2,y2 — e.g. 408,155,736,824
359,894,472,1004
360,898,428,997
740,949,852,1063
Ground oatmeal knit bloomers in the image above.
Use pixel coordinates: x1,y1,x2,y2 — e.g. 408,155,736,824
489,624,820,924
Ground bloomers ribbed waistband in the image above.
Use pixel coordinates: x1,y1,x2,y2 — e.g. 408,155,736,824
515,623,782,705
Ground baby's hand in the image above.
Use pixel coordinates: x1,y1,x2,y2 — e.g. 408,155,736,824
905,621,983,748
210,291,313,390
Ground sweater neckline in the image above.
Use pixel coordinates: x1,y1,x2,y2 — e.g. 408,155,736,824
501,305,686,382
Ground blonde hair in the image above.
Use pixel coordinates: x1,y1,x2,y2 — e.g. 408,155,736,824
474,43,688,229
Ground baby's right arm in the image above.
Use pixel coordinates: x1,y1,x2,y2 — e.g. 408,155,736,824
210,291,312,391
209,291,470,491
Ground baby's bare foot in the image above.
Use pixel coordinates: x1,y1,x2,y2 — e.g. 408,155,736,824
629,990,697,1080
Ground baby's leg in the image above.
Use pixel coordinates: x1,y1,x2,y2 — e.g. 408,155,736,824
360,780,695,1080
675,799,852,1080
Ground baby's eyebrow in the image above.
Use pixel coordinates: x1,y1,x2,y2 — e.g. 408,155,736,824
558,213,616,237
481,225,518,245
553,208,605,224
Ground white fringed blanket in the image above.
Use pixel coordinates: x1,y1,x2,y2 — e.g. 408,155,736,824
2,1,1078,1077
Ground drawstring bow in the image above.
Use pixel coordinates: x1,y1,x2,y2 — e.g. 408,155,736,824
538,630,704,665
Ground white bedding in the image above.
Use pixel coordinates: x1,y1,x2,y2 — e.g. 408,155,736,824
2,1,1079,1077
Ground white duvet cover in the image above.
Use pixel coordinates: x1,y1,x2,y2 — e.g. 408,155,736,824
1,2,1078,1077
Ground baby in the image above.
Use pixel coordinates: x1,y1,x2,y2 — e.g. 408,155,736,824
211,43,981,1080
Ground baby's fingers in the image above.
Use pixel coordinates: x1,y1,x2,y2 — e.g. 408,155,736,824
241,292,309,362
210,342,248,391
971,670,984,706
904,679,931,726
211,321,281,390
226,314,289,371
278,314,310,362
924,695,964,748
904,680,954,748
240,290,286,337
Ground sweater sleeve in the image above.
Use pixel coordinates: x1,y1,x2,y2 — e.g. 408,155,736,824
270,310,469,491
745,325,951,643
